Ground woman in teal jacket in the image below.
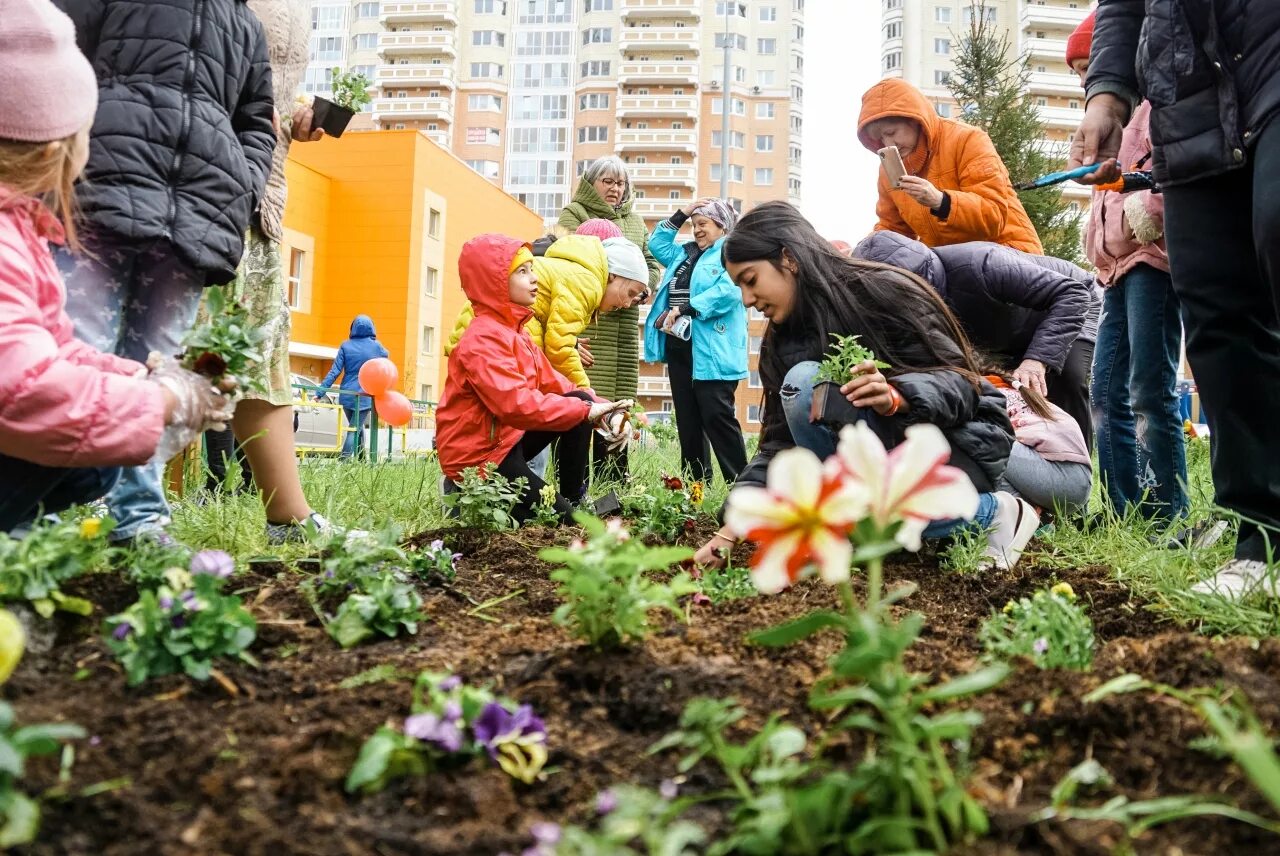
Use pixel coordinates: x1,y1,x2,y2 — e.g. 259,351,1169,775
644,198,748,483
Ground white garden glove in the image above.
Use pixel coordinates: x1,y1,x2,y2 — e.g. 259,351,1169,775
587,398,633,425
149,367,238,462
600,410,631,453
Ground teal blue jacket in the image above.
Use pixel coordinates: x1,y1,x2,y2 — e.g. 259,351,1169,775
642,223,748,381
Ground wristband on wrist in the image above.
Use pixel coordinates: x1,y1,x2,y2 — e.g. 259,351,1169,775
885,385,903,417
711,530,737,544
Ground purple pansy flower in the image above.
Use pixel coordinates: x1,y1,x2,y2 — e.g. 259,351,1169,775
472,703,547,758
595,789,619,815
404,712,464,753
1033,637,1049,655
171,614,187,629
442,700,463,722
438,675,462,692
430,539,445,553
529,822,561,846
158,595,174,610
112,624,131,641
190,549,234,578
324,570,336,579
659,779,679,800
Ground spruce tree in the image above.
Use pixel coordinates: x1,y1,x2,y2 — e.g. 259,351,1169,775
947,1,1083,263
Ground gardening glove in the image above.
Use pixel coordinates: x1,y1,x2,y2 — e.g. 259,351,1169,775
600,410,631,453
587,398,633,425
150,367,237,462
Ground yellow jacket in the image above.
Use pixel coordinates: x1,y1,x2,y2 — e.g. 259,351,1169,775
444,235,609,388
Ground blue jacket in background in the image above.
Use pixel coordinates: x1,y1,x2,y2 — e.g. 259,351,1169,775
643,224,748,381
319,315,390,410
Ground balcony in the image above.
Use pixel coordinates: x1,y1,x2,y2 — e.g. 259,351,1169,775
380,0,458,26
628,164,697,189
1027,70,1083,98
377,30,458,59
1024,36,1067,62
637,375,673,396
424,130,450,147
1020,3,1089,31
371,96,454,123
376,63,456,89
620,0,699,19
615,128,698,153
1037,104,1083,131
618,60,699,86
617,94,699,118
619,26,700,54
632,198,690,219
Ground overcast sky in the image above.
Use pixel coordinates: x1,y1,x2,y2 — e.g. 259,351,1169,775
801,2,882,242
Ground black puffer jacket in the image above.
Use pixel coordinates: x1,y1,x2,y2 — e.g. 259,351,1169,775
55,0,275,284
1087,0,1280,187
854,232,1098,371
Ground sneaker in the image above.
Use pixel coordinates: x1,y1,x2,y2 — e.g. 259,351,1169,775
112,527,183,551
1157,519,1231,551
1190,559,1276,601
266,511,366,546
980,492,1041,571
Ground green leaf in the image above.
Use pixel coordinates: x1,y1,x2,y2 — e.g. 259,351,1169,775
345,728,399,794
850,541,903,564
50,592,93,616
32,599,54,619
763,725,807,760
1083,673,1151,703
328,602,374,649
920,663,1010,702
0,791,40,848
12,723,86,756
0,737,22,776
749,611,847,647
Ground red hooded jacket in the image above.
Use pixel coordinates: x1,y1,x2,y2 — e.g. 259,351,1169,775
436,234,594,481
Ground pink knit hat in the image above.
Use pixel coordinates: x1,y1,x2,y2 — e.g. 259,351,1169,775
0,0,98,142
576,218,624,240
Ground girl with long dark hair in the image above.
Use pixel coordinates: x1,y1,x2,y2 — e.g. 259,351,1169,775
694,201,1035,570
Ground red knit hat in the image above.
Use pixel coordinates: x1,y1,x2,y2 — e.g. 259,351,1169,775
1065,10,1096,68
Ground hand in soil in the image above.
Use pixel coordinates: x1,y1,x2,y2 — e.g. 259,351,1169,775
693,537,728,569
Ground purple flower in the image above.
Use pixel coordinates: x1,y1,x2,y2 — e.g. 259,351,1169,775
430,539,445,553
89,735,101,747
442,700,463,722
1033,637,1049,655
595,789,619,815
451,552,463,562
438,675,462,692
472,703,547,757
180,590,203,612
158,595,174,610
324,570,336,579
659,779,679,800
171,614,187,629
529,823,560,846
190,549,234,578
404,712,464,753
112,624,131,641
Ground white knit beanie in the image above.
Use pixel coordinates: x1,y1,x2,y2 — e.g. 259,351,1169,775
602,237,649,284
0,0,98,142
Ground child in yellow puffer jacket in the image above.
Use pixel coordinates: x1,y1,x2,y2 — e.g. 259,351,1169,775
445,234,649,388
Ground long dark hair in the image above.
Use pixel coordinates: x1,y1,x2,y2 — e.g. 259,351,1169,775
722,201,982,391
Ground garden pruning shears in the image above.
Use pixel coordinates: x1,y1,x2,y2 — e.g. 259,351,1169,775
1018,155,1156,193
1015,162,1106,190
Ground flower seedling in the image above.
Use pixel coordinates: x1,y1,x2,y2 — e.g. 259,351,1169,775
811,334,891,426
445,464,527,531
542,514,697,649
0,699,85,847
0,516,113,618
622,475,699,543
105,553,256,686
554,785,706,855
345,672,549,793
980,582,1094,670
408,539,462,585
329,67,373,112
694,553,756,605
181,285,265,394
326,574,423,649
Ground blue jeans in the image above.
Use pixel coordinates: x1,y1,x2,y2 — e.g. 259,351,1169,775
0,453,120,532
1091,264,1188,521
56,236,203,540
779,361,994,540
341,407,370,459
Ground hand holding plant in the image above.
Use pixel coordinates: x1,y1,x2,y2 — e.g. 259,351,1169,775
813,334,890,385
178,286,264,393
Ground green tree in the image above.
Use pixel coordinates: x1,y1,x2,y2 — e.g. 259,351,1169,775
947,1,1084,263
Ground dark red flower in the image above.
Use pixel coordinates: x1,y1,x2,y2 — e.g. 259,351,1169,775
683,518,696,532
192,351,227,377
662,475,684,491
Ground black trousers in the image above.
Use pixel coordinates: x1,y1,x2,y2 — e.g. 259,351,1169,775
203,427,253,494
1163,121,1280,561
1048,337,1094,454
0,453,119,532
666,337,747,484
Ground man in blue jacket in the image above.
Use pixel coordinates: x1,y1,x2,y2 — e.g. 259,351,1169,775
317,316,390,458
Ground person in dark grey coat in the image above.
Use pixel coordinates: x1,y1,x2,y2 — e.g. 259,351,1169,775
853,232,1099,449
1072,0,1280,597
52,0,275,546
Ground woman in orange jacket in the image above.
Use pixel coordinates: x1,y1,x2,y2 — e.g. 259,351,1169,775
857,79,1043,254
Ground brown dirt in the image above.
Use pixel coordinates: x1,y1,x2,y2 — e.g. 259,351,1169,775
6,524,1279,855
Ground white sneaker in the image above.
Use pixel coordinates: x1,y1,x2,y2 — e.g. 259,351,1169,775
266,511,367,545
980,492,1041,571
1190,559,1276,601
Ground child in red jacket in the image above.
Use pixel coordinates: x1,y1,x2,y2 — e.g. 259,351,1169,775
436,235,631,523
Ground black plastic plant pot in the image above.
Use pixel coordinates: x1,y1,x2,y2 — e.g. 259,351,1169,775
809,381,862,427
311,96,355,137
593,490,622,518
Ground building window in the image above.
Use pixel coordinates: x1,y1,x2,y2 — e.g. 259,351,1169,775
934,38,951,55
582,27,612,44
421,325,436,354
709,164,744,182
754,167,773,185
715,1,746,16
474,0,501,11
714,33,747,50
355,2,379,18
580,60,611,77
424,266,440,297
472,30,506,47
756,69,775,87
885,0,901,8
934,70,951,85
286,248,305,309
420,384,434,402
749,369,762,388
469,62,504,79
712,129,745,149
756,102,775,119
756,38,777,55
759,5,777,21
466,159,500,178
579,92,610,110
749,335,762,354
310,35,343,62
311,6,345,30
711,97,746,116
755,134,774,152
1069,99,1080,109
962,5,997,23
352,32,377,50
578,125,609,143
428,209,441,239
935,102,952,117
584,0,613,10
466,126,501,145
883,51,901,71
884,22,901,39
747,404,762,423
468,94,503,111
934,5,950,23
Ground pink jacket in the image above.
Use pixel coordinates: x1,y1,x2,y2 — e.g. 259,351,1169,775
1085,101,1169,286
989,379,1090,466
0,192,165,467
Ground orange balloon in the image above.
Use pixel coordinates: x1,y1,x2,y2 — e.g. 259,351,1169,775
375,391,413,427
358,358,398,396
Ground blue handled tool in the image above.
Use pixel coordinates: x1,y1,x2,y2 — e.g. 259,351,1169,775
1015,162,1104,190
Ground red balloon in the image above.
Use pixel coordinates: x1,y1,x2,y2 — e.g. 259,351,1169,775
375,391,413,427
359,358,398,396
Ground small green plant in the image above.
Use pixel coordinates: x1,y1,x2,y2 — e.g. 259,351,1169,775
306,525,408,598
555,785,707,855
346,672,548,794
105,552,256,686
445,463,527,530
0,699,86,847
329,67,373,112
528,484,564,528
695,554,756,605
980,582,1094,670
622,474,699,542
813,333,890,385
327,574,423,649
0,516,113,618
181,286,265,392
542,514,697,649
407,538,461,584
939,523,989,574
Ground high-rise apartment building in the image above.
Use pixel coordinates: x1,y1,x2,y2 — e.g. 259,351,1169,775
878,0,1090,209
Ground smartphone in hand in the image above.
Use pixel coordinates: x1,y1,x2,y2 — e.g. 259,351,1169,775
878,145,906,189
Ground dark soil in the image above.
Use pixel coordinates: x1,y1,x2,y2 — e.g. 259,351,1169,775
7,523,1280,855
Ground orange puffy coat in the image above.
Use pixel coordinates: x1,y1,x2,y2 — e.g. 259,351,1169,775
857,79,1043,255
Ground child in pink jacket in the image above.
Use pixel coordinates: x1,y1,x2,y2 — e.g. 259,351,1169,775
0,0,233,532
1068,11,1188,526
